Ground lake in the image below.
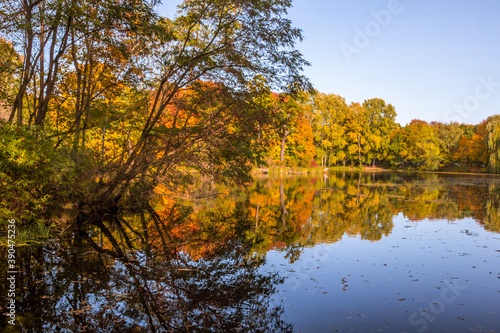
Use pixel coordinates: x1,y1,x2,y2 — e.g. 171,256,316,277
1,172,499,332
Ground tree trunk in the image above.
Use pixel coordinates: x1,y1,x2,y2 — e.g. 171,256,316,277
280,128,291,164
357,136,362,166
9,1,36,126
35,15,71,126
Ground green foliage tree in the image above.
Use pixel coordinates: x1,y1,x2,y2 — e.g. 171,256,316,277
386,125,405,168
401,119,442,170
486,115,500,173
0,38,21,117
362,98,397,167
344,102,369,166
0,121,96,238
460,123,476,139
309,92,348,167
275,95,302,165
431,121,464,164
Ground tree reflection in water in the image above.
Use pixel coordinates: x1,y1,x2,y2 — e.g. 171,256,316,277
6,213,293,332
243,172,500,260
3,172,500,332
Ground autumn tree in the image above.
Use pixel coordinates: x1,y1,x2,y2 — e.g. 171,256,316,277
401,119,442,170
362,98,397,167
460,123,476,139
1,0,157,126
1,0,312,223
386,125,405,168
274,95,302,165
454,120,488,167
309,92,348,167
431,121,463,164
0,37,20,119
284,110,315,166
92,0,314,203
469,120,488,166
246,78,280,167
486,115,500,173
264,93,316,167
344,102,369,166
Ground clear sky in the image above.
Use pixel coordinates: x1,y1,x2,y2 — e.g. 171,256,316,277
158,0,500,126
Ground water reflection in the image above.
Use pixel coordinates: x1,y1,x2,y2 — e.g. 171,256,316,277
1,223,293,332
2,172,500,331
245,172,500,258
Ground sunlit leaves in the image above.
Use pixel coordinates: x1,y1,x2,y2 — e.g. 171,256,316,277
399,120,442,171
486,115,500,173
0,37,21,106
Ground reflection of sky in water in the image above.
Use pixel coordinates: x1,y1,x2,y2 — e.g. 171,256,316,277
261,214,500,332
6,172,500,332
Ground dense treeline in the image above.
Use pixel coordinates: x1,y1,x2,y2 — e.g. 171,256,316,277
0,0,311,229
267,92,500,172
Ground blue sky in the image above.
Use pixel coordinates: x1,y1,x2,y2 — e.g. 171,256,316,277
158,0,500,125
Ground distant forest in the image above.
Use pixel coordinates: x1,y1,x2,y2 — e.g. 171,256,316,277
259,92,500,173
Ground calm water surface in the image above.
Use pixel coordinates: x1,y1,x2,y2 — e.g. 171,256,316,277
255,173,500,332
1,172,499,332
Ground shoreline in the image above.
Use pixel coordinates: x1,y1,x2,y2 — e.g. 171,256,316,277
252,166,500,177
